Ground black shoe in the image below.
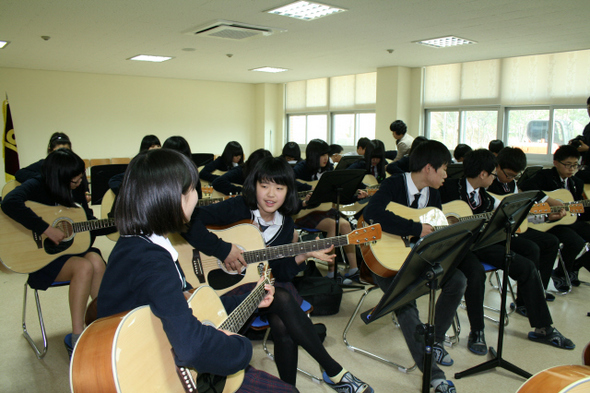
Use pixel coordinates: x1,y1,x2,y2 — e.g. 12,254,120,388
510,302,527,317
545,292,555,302
569,270,581,287
468,330,488,355
552,273,570,292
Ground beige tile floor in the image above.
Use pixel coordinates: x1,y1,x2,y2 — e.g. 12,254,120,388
1,210,589,392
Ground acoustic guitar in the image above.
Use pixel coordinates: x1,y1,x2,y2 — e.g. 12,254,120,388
527,189,586,232
516,365,590,392
358,203,449,278
170,222,382,295
0,200,115,274
70,269,273,393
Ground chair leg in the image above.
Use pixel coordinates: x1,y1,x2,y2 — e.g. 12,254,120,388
342,285,416,373
22,283,49,359
550,248,573,295
444,313,461,347
261,326,323,384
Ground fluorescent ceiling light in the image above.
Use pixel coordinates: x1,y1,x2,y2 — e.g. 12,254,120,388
250,66,289,73
415,36,476,48
0,41,10,49
128,54,174,62
268,1,346,21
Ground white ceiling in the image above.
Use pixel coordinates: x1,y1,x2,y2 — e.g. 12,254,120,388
1,0,590,84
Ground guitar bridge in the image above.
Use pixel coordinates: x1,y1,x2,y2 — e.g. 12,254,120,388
191,249,206,284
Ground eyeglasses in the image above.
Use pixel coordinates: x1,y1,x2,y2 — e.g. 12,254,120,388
558,161,580,170
490,172,498,178
70,177,83,186
500,167,521,180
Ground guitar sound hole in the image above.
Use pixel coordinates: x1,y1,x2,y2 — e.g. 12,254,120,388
446,216,460,225
55,220,74,238
44,238,74,255
208,269,244,290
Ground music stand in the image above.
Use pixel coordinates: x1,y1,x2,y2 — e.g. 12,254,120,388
455,191,540,381
361,218,485,393
306,169,366,288
334,155,363,171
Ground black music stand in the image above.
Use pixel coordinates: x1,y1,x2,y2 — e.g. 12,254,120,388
306,169,366,288
335,155,363,171
360,219,485,393
455,191,540,381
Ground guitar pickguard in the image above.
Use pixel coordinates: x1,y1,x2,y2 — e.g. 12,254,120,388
207,269,245,290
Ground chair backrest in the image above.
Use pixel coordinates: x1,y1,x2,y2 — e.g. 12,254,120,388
89,158,111,167
111,157,131,165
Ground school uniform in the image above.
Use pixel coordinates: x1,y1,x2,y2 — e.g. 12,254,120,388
200,157,234,183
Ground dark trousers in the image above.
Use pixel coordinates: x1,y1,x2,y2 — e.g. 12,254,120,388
456,251,486,331
474,244,552,328
515,229,559,290
548,220,590,275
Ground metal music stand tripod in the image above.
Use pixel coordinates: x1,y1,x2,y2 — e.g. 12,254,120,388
360,218,485,393
454,191,541,381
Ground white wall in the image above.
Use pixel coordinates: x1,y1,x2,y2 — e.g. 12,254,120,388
0,67,279,190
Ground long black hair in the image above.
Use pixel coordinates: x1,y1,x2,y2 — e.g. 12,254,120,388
42,148,85,207
305,139,331,174
139,135,161,153
368,139,386,181
115,149,199,236
220,141,244,169
242,156,300,216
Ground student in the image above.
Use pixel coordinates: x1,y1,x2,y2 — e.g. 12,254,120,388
390,120,414,162
162,136,203,199
182,155,373,392
343,137,371,157
279,141,302,165
386,136,428,175
486,147,561,304
139,134,161,151
488,139,504,156
293,139,363,282
212,148,271,195
15,132,90,203
96,149,298,392
2,149,108,354
200,141,244,182
347,139,387,183
519,144,590,290
363,140,466,393
329,144,343,164
453,144,472,163
439,149,575,351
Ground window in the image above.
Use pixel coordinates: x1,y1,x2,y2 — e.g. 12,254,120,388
288,114,328,144
332,112,376,146
426,109,498,150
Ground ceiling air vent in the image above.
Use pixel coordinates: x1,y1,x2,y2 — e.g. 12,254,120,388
184,20,285,40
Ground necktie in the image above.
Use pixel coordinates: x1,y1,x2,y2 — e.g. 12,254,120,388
410,193,421,208
562,179,567,190
468,191,480,208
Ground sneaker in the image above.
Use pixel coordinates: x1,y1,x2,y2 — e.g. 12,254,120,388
510,302,527,317
345,270,361,283
552,274,570,293
64,333,73,359
335,272,353,285
322,371,374,393
528,327,575,350
433,342,454,366
434,380,456,393
467,330,488,355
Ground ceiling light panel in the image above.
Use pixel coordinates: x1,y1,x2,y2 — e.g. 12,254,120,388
250,67,289,73
128,55,174,62
415,36,477,48
268,1,346,21
0,41,10,49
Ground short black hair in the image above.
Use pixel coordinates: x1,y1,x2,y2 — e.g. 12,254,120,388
463,149,497,178
47,132,71,155
139,135,161,153
221,141,244,167
488,139,504,154
163,136,191,159
496,147,527,173
243,148,273,179
356,137,371,150
408,136,428,155
587,96,590,105
453,144,472,161
42,148,85,207
115,149,199,236
305,139,330,174
281,142,301,161
329,144,343,156
389,120,407,135
242,157,300,216
554,144,580,162
409,140,451,172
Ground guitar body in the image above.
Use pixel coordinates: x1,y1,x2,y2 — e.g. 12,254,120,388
292,202,334,220
487,192,528,233
359,204,448,278
1,180,19,199
517,365,590,393
0,201,91,273
528,189,579,232
70,285,243,393
101,189,120,242
171,223,267,295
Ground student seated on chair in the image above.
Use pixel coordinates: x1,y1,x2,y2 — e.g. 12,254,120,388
363,140,472,393
200,141,244,183
2,149,109,354
293,139,367,283
439,148,575,352
347,139,387,184
487,146,561,304
211,148,270,196
183,155,373,391
518,144,590,291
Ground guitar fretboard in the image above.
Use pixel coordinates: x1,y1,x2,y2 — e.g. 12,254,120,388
73,218,115,233
242,235,350,265
220,278,269,333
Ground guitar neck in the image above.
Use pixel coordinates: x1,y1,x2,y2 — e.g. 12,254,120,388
219,279,269,333
198,197,224,207
73,218,115,233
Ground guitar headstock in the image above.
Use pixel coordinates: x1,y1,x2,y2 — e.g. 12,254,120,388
366,186,379,197
201,185,213,195
569,203,584,214
257,264,275,286
530,202,551,215
347,224,382,244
